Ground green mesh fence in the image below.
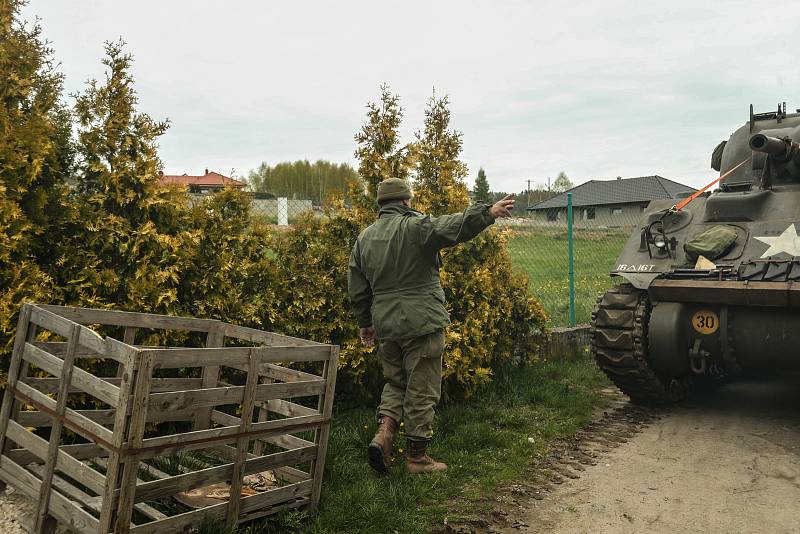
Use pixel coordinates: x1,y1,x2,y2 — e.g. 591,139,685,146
504,206,641,326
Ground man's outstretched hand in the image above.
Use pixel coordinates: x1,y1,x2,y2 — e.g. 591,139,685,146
490,194,515,219
359,326,376,348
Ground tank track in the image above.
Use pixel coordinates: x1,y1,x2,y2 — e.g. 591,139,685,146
591,284,691,405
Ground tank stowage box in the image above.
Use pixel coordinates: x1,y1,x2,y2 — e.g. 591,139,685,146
592,103,800,403
0,304,338,533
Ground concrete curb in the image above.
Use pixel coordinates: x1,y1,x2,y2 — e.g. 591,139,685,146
543,325,591,360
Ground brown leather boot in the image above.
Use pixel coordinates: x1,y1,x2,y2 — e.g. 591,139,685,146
405,439,447,474
368,415,397,473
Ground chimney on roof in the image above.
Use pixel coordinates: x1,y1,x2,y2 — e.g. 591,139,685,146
205,168,209,175
617,176,622,180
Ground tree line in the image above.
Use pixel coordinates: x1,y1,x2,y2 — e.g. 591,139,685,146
472,169,574,211
247,159,359,204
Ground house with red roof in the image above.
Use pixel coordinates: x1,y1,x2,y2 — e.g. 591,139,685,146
158,169,246,194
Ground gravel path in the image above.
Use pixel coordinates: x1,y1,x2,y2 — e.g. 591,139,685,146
0,483,36,533
499,373,800,534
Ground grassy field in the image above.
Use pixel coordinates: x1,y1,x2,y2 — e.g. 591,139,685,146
201,357,609,534
507,227,630,326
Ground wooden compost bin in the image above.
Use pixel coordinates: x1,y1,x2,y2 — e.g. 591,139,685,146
0,304,339,533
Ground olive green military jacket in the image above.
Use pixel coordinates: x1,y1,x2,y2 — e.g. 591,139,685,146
348,203,495,341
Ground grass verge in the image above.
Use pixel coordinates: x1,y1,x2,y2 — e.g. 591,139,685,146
211,356,610,534
507,227,629,326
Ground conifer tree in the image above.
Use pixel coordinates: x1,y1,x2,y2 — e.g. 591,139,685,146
411,92,469,216
0,0,72,367
64,41,191,312
473,167,491,204
353,84,413,202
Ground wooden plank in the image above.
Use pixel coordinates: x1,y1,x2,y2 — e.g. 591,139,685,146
22,377,203,395
194,327,224,430
114,352,155,534
311,346,338,509
18,405,197,427
228,361,322,382
226,353,260,527
133,445,317,503
266,398,318,418
204,445,311,483
254,345,333,363
0,456,99,534
147,379,325,413
133,414,327,459
150,347,251,369
238,496,310,524
28,306,107,355
0,304,32,455
6,420,106,492
34,323,85,533
23,342,121,408
128,480,313,534
38,304,218,332
117,327,138,379
12,381,116,449
7,442,108,465
223,323,321,347
98,345,138,534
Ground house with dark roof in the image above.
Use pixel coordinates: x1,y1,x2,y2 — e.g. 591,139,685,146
158,169,246,193
527,175,695,226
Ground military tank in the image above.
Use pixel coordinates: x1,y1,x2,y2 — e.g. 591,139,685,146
591,103,800,404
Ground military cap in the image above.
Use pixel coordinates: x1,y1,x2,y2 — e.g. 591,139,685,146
376,178,413,203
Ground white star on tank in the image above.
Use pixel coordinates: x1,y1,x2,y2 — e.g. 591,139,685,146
754,224,800,258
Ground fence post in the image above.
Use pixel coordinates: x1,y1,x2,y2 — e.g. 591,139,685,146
567,192,576,326
277,197,289,226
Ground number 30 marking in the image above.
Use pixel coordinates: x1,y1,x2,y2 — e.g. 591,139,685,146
691,310,719,335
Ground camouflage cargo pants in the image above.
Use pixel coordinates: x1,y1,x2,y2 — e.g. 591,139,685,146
377,329,445,440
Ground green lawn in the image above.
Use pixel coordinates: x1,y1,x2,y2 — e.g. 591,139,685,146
507,227,630,326
202,357,609,534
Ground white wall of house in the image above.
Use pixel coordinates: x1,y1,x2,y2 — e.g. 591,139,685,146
529,202,646,227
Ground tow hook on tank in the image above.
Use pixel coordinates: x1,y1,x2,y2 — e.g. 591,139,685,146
689,339,710,374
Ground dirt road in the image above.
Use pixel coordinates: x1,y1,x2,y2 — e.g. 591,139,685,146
502,374,800,534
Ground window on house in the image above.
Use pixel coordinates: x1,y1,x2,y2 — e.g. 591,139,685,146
584,207,596,220
612,208,623,215
547,209,559,221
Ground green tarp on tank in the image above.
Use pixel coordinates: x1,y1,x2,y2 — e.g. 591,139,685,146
684,225,739,261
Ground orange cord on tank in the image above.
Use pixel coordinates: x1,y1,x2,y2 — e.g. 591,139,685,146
671,157,752,212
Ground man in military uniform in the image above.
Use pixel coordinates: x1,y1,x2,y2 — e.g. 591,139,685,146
348,178,515,474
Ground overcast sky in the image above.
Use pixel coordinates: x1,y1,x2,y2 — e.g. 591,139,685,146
25,1,800,191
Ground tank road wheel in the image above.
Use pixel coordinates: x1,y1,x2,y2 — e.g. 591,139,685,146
590,284,692,404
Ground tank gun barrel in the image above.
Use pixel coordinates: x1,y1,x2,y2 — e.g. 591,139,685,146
749,133,794,158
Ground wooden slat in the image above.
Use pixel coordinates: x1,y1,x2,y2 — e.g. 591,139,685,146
18,405,197,427
23,377,203,395
0,456,99,533
7,442,108,465
226,353,260,527
114,352,156,534
147,379,326,413
265,398,318,418
228,361,322,382
150,347,252,369
128,480,313,534
23,342,120,407
311,346,338,509
6,420,106,492
38,304,218,332
194,327,224,431
13,381,116,449
132,445,317,503
223,323,321,347
34,322,81,534
134,413,327,459
0,304,33,455
98,345,137,534
254,345,333,363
